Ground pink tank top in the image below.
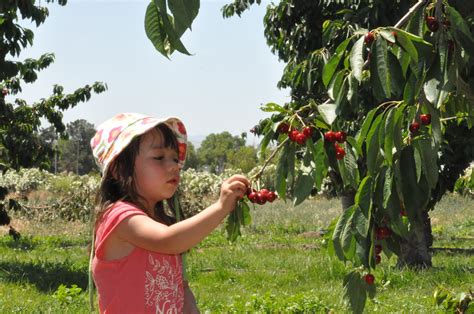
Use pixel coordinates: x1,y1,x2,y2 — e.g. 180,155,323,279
92,201,184,313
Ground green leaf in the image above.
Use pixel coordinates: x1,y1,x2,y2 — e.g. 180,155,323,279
154,0,191,55
145,3,170,57
308,139,328,190
346,136,362,158
341,213,356,259
323,37,352,87
446,5,474,43
332,205,356,262
387,51,404,98
413,138,439,190
383,108,396,165
355,176,372,216
240,200,251,225
275,142,291,200
382,167,393,208
366,114,383,176
168,0,199,34
293,172,314,206
350,36,365,82
260,102,288,113
328,70,345,101
338,142,359,189
397,146,430,222
425,102,442,144
394,29,418,63
318,102,337,125
335,76,349,114
357,107,377,147
374,38,391,98
353,205,370,237
343,270,367,314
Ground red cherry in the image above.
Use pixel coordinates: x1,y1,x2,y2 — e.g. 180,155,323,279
364,274,375,285
248,191,258,203
324,131,336,143
409,122,420,133
400,209,407,217
392,31,398,40
257,192,267,205
364,32,375,45
375,255,381,264
267,191,277,202
260,189,270,200
278,123,290,134
375,245,382,255
295,132,307,145
1,88,8,97
289,130,299,142
302,126,312,137
426,16,439,32
376,227,391,240
335,131,347,143
420,114,431,126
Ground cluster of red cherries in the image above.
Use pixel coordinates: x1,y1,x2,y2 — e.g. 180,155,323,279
246,188,277,205
277,123,313,146
363,226,393,285
324,130,347,160
409,113,431,134
374,226,392,265
1,88,8,97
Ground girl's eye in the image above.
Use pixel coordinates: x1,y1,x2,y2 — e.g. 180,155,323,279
173,158,179,163
154,156,164,161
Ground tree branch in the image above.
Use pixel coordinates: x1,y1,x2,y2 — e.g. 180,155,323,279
394,0,427,29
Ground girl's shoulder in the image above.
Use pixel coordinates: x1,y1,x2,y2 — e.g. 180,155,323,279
103,200,146,221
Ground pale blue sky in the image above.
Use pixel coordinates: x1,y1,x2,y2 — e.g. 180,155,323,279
18,0,289,145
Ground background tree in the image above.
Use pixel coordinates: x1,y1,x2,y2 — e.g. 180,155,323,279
183,142,200,170
197,132,246,173
227,145,258,173
61,119,97,175
0,0,106,232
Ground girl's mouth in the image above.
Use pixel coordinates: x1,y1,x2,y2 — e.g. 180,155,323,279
167,178,179,184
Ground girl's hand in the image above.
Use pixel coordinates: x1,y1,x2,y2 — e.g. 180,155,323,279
218,175,249,213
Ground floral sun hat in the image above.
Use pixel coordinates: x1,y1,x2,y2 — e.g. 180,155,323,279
91,113,187,176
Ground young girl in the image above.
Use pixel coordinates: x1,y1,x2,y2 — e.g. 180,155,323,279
90,113,249,313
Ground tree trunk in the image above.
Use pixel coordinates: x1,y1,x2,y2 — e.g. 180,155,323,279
340,189,356,210
397,210,433,268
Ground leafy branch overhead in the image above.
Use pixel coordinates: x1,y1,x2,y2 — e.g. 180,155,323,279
144,0,474,313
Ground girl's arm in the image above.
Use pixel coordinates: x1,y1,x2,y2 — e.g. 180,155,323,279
114,175,249,254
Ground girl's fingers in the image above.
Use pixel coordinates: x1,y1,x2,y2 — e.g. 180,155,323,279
226,175,250,187
227,180,247,197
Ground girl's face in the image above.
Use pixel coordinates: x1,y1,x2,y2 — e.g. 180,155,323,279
134,127,180,210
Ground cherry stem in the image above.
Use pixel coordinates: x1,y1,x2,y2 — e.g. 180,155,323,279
251,137,289,181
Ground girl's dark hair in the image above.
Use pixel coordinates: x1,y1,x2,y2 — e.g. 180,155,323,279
94,124,183,230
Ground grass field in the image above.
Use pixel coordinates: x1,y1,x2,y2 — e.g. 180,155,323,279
0,194,472,313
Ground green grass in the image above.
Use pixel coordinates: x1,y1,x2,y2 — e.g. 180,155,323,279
0,194,472,313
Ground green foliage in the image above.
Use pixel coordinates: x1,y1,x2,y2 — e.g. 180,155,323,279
226,145,258,173
433,287,473,314
0,0,106,228
183,142,199,170
197,132,246,174
53,284,84,306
